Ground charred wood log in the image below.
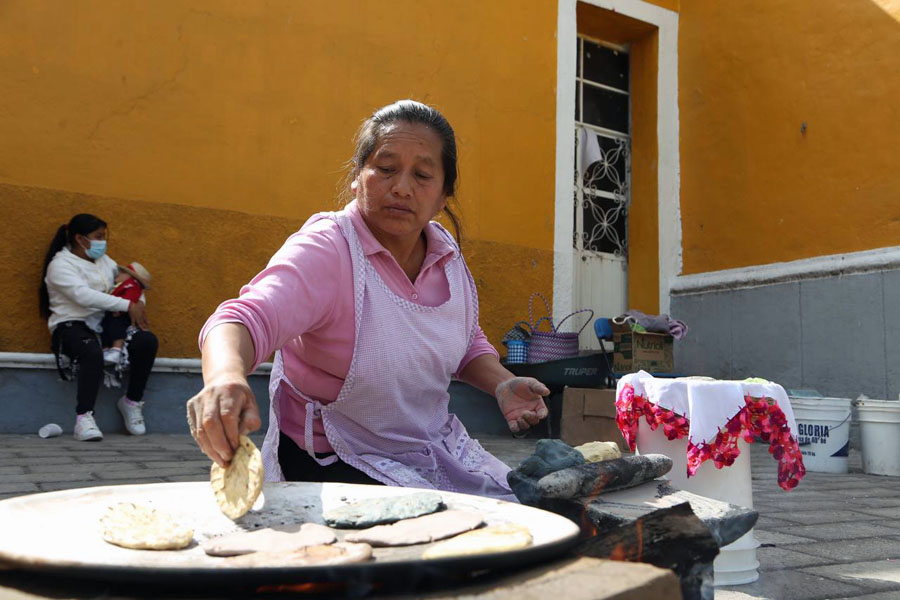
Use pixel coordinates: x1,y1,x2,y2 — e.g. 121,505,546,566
577,502,718,600
585,481,758,548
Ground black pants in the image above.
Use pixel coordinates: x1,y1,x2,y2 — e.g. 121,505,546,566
278,431,384,485
100,312,131,346
52,321,158,414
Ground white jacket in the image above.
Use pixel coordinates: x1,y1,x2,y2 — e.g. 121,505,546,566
45,247,141,333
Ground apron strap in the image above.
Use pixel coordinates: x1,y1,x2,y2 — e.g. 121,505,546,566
304,400,338,467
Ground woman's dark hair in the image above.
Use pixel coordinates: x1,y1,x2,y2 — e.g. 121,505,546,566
346,100,463,242
39,214,107,319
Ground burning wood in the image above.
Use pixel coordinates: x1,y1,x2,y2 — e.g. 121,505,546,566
578,502,718,600
585,481,758,549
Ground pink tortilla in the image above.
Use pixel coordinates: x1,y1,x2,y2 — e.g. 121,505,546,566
344,510,484,547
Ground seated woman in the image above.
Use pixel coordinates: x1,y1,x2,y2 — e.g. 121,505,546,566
187,100,549,501
40,214,159,441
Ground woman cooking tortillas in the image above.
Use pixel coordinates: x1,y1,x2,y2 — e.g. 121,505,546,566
187,100,549,502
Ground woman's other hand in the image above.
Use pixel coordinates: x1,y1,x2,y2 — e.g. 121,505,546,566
496,377,550,433
128,300,150,330
186,376,262,467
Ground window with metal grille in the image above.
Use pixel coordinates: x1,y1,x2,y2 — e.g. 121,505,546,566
574,36,631,258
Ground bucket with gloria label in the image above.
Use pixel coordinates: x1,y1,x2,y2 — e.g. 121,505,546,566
789,396,852,474
855,398,900,476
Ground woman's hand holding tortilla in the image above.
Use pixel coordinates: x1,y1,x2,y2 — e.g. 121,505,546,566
187,375,261,468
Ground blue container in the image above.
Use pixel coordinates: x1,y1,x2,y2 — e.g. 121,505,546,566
506,340,529,364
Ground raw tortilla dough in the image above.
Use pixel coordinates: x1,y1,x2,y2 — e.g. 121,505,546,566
422,523,532,559
210,435,264,520
575,441,622,463
223,542,372,567
202,523,336,557
100,502,193,550
345,510,484,547
323,491,443,528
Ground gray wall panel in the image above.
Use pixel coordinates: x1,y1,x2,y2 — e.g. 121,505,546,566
799,273,886,399
672,291,732,378
884,270,900,401
731,282,801,388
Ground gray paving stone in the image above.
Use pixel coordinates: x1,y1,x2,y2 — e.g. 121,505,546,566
781,537,900,562
3,472,96,484
759,508,878,525
851,497,900,508
834,593,900,600
163,475,208,482
28,462,141,474
756,546,833,571
756,514,806,528
94,468,208,480
851,506,900,520
716,569,866,600
138,460,212,469
0,483,39,495
778,521,900,541
754,530,817,545
36,480,109,493
758,499,851,512
1,456,77,467
802,560,900,593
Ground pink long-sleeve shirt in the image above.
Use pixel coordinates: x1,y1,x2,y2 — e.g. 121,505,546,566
199,201,499,453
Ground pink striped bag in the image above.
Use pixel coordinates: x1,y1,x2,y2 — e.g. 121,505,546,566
526,293,594,363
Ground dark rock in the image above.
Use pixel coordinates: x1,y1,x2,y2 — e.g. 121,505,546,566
537,454,673,499
583,481,757,548
507,439,585,505
577,502,719,600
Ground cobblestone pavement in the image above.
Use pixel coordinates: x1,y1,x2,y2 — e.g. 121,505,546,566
2,433,900,599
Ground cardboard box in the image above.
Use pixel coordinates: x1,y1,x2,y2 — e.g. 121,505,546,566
560,387,629,451
612,322,674,373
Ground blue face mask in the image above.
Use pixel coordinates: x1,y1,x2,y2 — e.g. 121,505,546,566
83,239,107,260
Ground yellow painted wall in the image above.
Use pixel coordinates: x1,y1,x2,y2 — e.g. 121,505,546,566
679,0,900,274
0,0,558,356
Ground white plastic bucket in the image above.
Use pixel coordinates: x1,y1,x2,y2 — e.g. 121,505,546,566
856,399,900,476
789,396,851,474
636,420,759,586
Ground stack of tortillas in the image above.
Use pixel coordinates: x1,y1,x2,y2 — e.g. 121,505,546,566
210,435,264,519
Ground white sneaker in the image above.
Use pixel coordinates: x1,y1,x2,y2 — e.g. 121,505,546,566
73,412,103,442
117,396,146,435
103,347,123,366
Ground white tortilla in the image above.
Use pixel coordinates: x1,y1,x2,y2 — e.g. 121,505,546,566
101,502,193,550
422,524,532,559
210,435,264,520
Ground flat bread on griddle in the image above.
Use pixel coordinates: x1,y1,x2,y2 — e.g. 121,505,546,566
422,523,532,559
101,502,193,550
223,542,372,567
323,491,443,528
202,523,336,557
345,510,483,547
210,435,264,520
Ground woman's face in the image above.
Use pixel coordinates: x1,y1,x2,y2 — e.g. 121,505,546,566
74,227,107,254
355,122,447,245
